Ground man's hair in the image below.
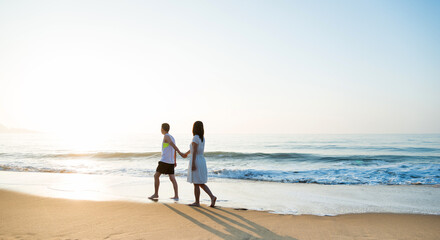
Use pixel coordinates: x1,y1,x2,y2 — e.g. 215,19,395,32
162,123,170,132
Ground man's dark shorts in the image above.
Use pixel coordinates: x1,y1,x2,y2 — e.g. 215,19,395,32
156,161,175,175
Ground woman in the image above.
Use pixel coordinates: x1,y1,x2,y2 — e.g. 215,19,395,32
184,121,217,207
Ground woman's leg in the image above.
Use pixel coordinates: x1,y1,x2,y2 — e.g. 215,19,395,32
189,184,201,206
200,184,217,207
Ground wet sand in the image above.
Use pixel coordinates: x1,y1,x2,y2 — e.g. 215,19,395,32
1,190,439,240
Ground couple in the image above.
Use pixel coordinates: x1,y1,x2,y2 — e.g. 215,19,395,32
148,121,217,207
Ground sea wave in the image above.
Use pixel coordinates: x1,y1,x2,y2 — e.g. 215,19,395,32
210,164,440,185
1,150,440,185
205,151,307,159
206,152,440,166
278,144,440,153
2,151,440,163
6,151,309,160
2,160,439,185
1,152,162,160
48,152,162,159
0,164,75,174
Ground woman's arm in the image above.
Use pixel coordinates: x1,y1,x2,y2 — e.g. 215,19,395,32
192,142,198,171
177,150,190,158
182,150,190,158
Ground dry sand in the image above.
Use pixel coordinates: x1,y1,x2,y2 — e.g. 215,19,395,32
1,190,439,240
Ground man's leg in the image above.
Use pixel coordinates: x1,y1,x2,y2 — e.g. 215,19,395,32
148,172,161,199
169,174,179,200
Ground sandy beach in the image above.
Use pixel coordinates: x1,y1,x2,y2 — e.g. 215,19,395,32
1,0,439,239
1,190,439,240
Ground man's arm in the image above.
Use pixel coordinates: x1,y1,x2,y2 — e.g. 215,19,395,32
164,135,184,157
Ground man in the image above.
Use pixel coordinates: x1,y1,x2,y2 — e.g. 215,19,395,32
148,123,183,200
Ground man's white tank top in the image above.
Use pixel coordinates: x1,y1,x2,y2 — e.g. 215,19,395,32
160,133,175,164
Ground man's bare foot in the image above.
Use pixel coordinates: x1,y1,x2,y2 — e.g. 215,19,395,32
170,196,179,201
148,194,158,200
210,196,217,207
188,202,200,207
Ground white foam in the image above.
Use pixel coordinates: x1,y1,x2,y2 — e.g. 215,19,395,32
1,171,439,216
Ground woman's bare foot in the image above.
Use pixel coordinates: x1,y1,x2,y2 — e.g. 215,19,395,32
148,194,158,200
188,202,200,207
210,196,217,207
170,196,179,201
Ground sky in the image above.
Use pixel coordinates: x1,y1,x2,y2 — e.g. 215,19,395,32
0,0,439,134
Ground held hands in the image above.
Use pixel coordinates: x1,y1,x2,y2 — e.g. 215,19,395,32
192,164,197,171
180,150,190,158
178,151,186,158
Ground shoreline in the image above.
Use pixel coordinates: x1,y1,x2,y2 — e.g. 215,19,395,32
1,170,440,216
2,170,440,216
1,189,440,239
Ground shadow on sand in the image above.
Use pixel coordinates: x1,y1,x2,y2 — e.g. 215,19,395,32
163,204,296,240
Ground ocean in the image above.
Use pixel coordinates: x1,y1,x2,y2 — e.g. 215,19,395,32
1,133,439,185
1,133,440,215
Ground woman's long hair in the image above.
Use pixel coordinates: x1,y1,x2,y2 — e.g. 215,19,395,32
192,121,204,142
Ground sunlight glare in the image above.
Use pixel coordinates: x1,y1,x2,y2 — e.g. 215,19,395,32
49,174,109,201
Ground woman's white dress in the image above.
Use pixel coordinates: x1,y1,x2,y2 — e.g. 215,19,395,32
187,135,208,184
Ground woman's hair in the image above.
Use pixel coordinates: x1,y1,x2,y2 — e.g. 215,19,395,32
192,121,204,142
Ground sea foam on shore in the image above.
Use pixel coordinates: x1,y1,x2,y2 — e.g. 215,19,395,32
1,171,439,216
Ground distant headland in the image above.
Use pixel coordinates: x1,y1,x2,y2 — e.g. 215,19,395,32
0,123,37,133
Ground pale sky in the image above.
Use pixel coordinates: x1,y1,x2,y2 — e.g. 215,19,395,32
0,0,439,134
